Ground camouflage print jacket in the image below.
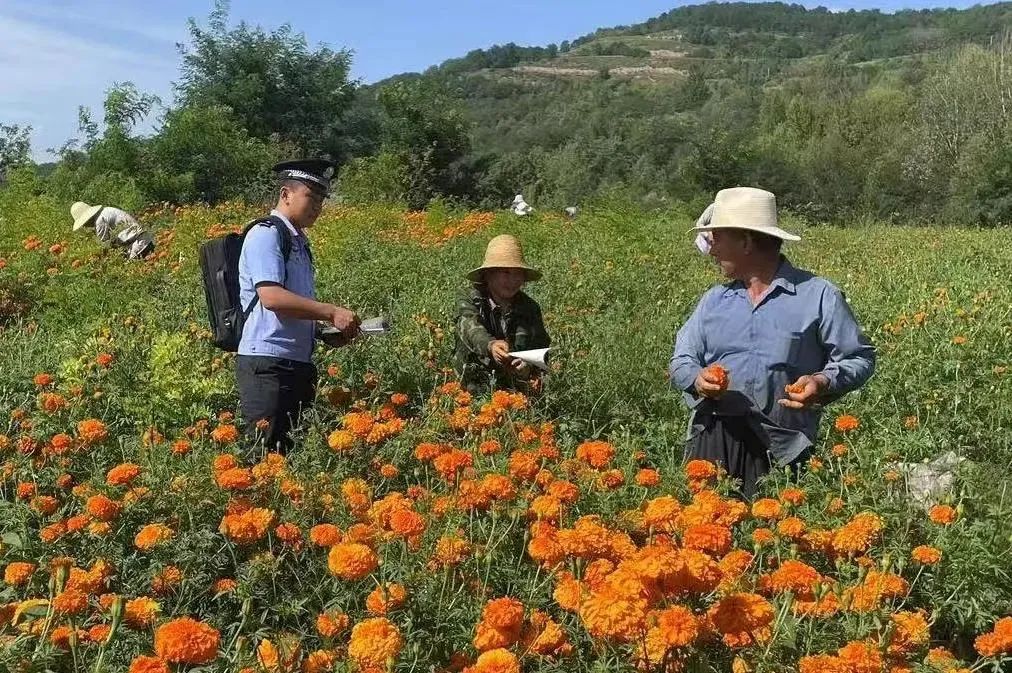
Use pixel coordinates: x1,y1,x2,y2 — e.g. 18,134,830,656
453,284,551,393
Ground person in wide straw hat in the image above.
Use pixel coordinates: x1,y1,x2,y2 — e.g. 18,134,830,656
669,187,876,499
70,201,155,260
454,234,550,393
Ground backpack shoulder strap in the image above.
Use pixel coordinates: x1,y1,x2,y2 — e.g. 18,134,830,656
242,215,293,263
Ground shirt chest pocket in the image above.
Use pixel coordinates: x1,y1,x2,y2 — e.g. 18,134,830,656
768,331,804,370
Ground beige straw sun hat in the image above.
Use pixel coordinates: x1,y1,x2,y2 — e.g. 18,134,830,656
690,187,800,242
71,202,103,231
467,234,542,282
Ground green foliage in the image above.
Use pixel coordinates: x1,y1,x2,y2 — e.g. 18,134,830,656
176,0,355,158
0,123,31,180
336,152,409,206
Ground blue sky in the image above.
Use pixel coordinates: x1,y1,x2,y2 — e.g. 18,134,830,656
0,0,991,160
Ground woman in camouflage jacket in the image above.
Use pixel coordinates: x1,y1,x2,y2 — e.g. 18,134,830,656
454,235,550,393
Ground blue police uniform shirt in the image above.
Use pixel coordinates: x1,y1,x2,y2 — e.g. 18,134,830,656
237,210,317,363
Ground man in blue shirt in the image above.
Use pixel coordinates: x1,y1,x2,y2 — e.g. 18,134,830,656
236,159,360,456
670,187,875,498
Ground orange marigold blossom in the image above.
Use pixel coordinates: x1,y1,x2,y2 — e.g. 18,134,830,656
77,419,108,445
468,648,520,673
52,588,88,615
4,561,36,586
135,523,174,551
152,566,183,595
348,617,403,669
832,512,884,556
834,414,860,432
128,656,170,673
327,543,378,580
366,582,408,615
309,524,342,547
928,504,957,525
751,498,782,520
125,597,161,629
216,467,253,490
685,459,719,480
635,468,661,487
86,494,122,521
703,364,729,390
888,610,930,656
317,610,350,638
575,440,615,469
974,616,1012,657
837,639,884,673
707,593,774,648
212,578,237,594
154,617,220,664
219,507,275,545
210,424,239,444
911,545,942,565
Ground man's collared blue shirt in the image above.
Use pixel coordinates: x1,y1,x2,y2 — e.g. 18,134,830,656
669,257,875,464
238,210,316,363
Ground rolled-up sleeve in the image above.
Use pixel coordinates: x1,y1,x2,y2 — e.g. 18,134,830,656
817,287,876,402
242,226,286,287
670,296,708,398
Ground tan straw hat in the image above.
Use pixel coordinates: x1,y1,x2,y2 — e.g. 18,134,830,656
467,234,542,282
71,202,103,231
690,187,800,242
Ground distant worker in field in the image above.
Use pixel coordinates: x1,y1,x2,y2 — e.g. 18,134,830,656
455,234,551,394
669,187,875,499
235,159,360,456
70,201,155,260
512,194,533,216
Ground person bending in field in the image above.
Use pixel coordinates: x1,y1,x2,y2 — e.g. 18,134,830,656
70,201,155,260
235,159,360,458
669,187,875,499
454,234,551,394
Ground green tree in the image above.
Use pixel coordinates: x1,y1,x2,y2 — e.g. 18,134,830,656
0,123,31,182
176,0,356,159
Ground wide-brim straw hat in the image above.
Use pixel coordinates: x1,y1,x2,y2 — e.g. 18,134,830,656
467,234,542,282
689,187,800,242
71,202,103,231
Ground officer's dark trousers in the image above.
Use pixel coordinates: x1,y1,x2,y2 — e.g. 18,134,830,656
236,355,317,459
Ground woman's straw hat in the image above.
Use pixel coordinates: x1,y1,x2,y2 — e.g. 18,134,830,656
71,202,103,231
467,234,542,282
690,187,800,242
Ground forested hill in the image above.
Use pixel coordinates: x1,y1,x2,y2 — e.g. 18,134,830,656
337,1,1012,223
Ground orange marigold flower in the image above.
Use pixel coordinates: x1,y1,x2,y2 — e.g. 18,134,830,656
348,617,403,670
309,524,343,547
380,463,399,478
798,655,849,673
152,566,183,595
388,508,426,537
317,610,350,638
390,392,409,406
928,504,957,525
469,648,520,673
578,590,649,642
575,440,615,469
832,512,884,556
303,649,336,673
834,415,860,433
40,392,68,413
682,523,732,556
128,656,170,673
479,439,502,455
707,593,774,648
366,582,407,615
274,522,302,548
974,617,1012,658
327,543,378,580
888,610,930,656
779,487,806,506
86,494,122,522
154,617,221,664
482,597,525,631
96,352,114,367
327,429,356,452
751,498,782,520
434,449,475,482
210,424,239,444
685,459,719,481
837,639,884,673
216,467,253,490
762,560,822,598
171,439,192,455
40,521,68,542
212,579,237,595
4,561,35,586
635,468,661,487
219,508,276,545
76,419,108,445
31,496,59,515
703,364,729,391
53,588,88,615
649,604,699,648
125,597,161,629
911,545,942,565
831,443,848,457
106,463,141,487
135,524,175,551
48,433,74,455
643,496,681,533
33,373,53,387
777,516,807,539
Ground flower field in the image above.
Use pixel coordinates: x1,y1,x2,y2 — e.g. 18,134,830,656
2,184,1012,672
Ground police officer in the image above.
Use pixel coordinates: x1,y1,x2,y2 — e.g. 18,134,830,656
236,159,360,456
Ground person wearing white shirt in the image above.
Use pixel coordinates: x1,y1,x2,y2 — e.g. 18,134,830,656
70,202,155,259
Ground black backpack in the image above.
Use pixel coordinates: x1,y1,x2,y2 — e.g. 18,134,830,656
198,215,293,352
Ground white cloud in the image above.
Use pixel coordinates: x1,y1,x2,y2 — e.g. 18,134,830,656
0,6,181,159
